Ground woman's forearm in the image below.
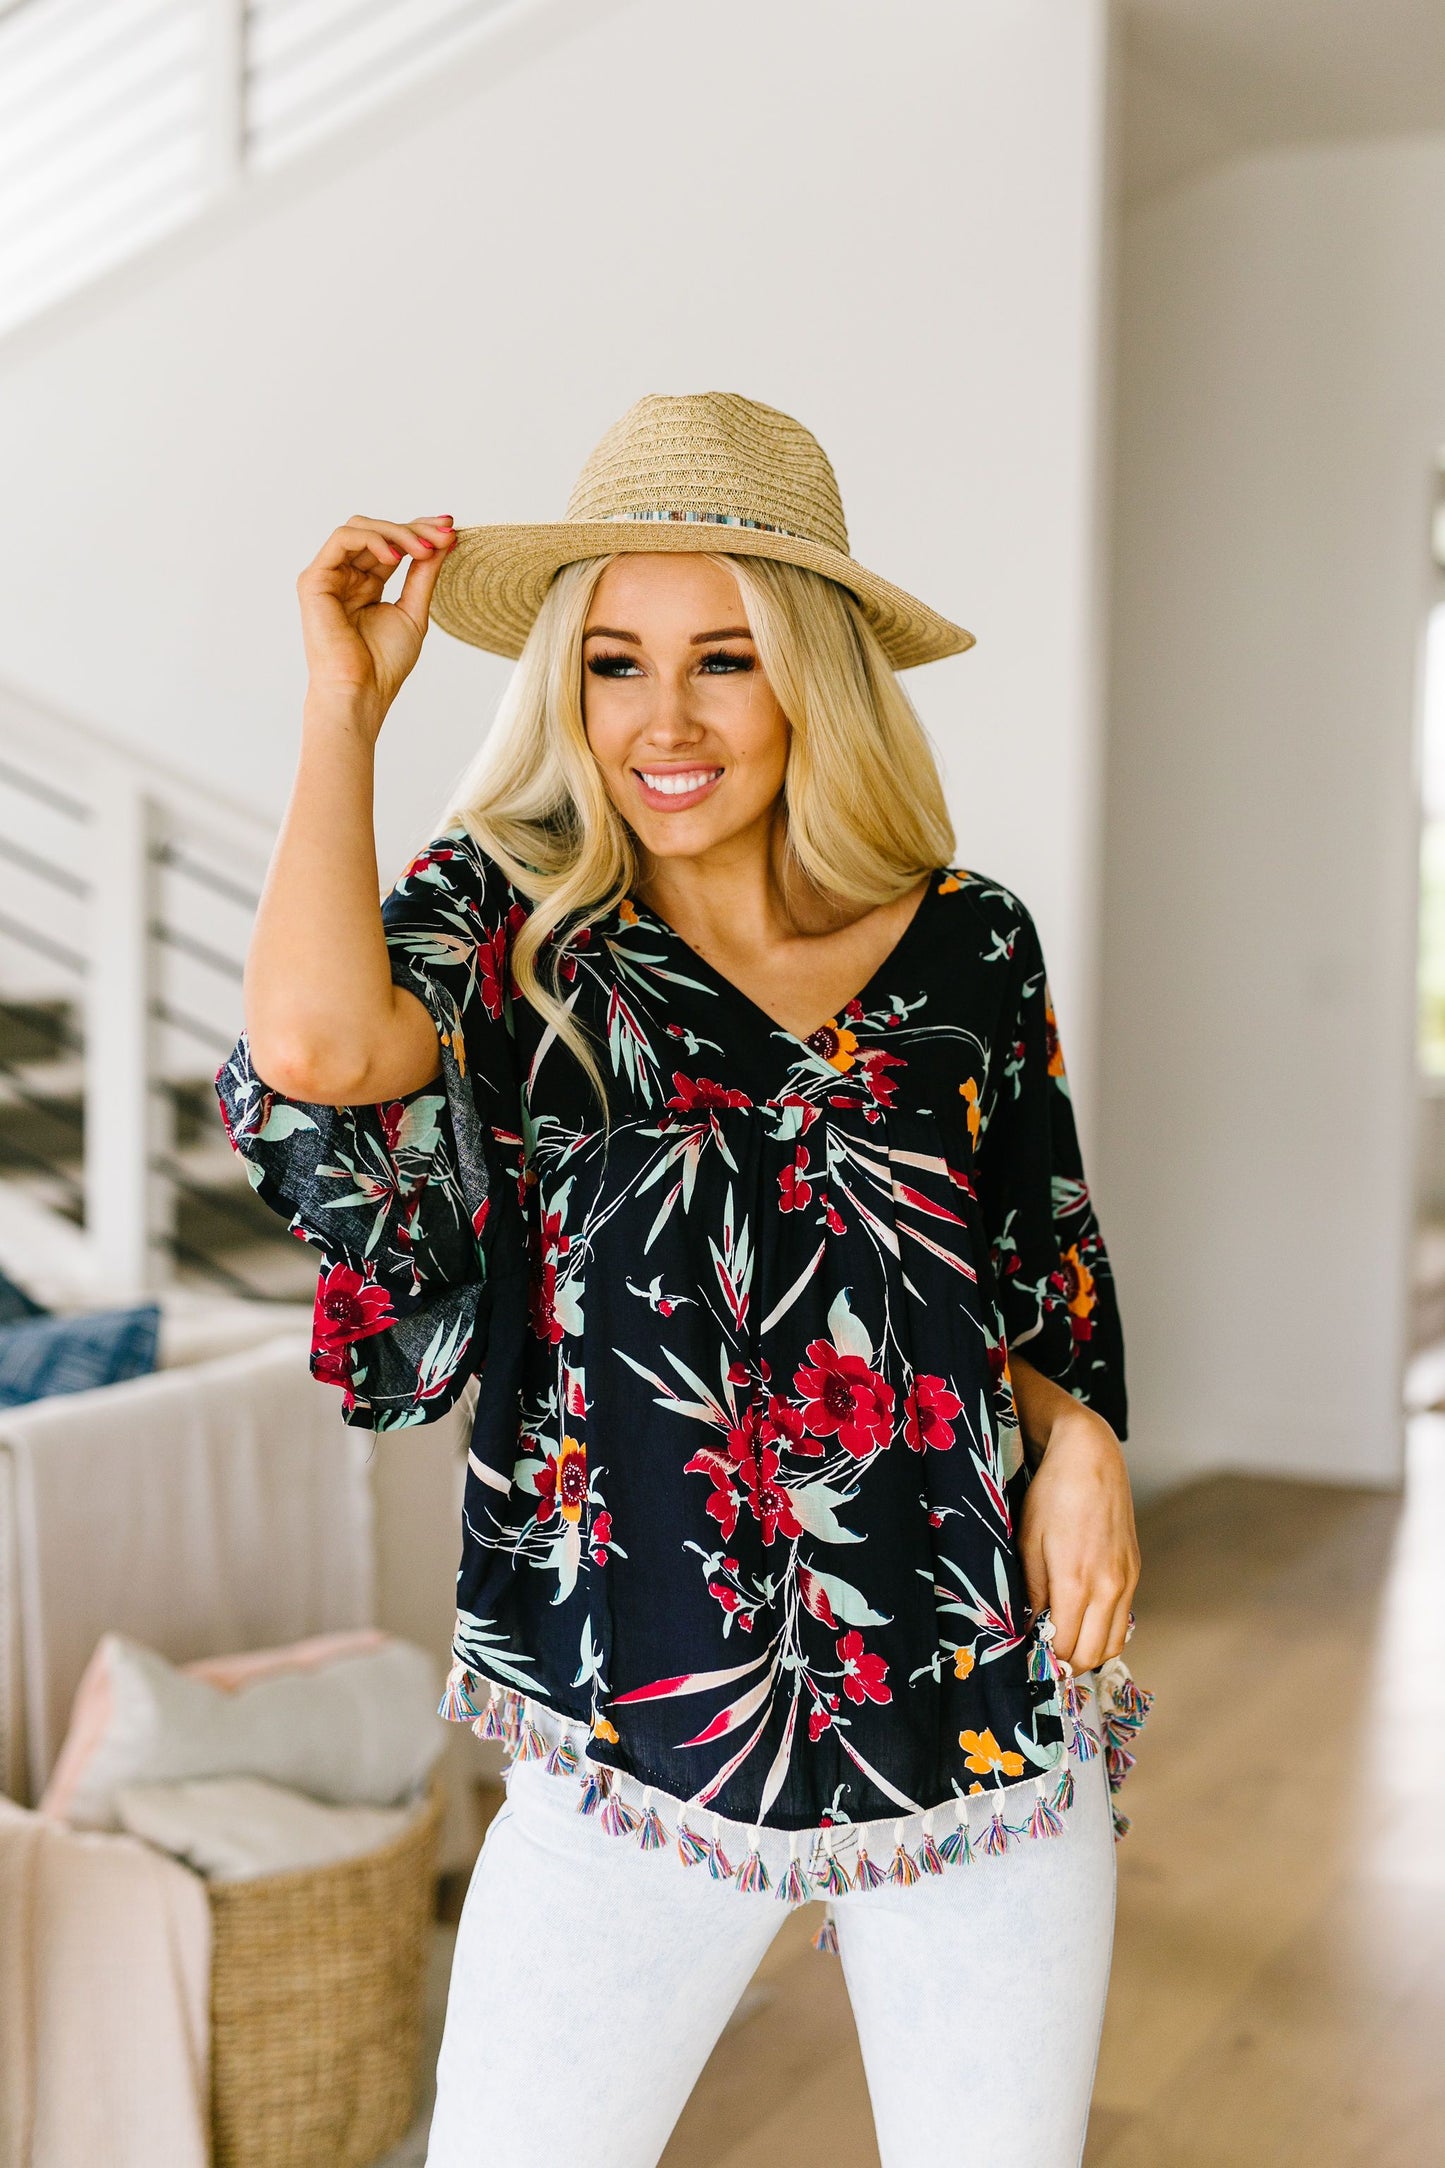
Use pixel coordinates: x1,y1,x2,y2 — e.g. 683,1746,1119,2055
241,512,456,1105
243,693,411,1101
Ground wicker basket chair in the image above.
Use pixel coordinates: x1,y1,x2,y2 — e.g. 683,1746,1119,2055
208,1771,447,2168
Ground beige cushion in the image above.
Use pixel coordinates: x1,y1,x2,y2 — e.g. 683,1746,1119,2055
115,1772,418,1881
40,1629,444,1830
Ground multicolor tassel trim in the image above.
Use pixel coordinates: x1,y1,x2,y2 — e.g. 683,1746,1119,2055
812,1909,840,1955
475,1685,505,1742
708,1818,735,1882
776,1837,812,1905
888,1842,920,1887
544,1732,581,1777
1112,1805,1132,1839
513,1717,548,1764
811,1831,852,1895
438,1663,481,1723
1105,1742,1137,1790
576,1766,610,1818
1028,1610,1061,1685
1027,1777,1065,1840
600,1785,642,1839
937,1801,973,1867
979,1804,1012,1858
675,1815,713,1869
444,1650,1152,1913
854,1839,886,1890
735,1834,771,1895
636,1790,670,1851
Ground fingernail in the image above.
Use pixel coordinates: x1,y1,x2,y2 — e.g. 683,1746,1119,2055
437,514,454,526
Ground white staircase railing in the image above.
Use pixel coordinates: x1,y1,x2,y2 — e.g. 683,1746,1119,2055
0,672,284,1301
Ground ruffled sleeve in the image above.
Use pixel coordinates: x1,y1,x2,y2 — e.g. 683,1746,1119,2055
213,826,519,1431
972,898,1128,1440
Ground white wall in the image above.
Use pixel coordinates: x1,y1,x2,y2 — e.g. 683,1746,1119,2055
0,0,1116,1100
1102,135,1445,1494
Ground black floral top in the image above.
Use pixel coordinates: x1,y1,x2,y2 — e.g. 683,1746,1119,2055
215,826,1126,1835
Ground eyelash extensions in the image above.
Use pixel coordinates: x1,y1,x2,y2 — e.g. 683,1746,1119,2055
584,649,756,679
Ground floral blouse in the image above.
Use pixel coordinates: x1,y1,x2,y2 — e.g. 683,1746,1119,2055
215,825,1134,1849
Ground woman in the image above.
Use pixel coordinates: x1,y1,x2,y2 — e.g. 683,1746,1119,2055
217,392,1148,2168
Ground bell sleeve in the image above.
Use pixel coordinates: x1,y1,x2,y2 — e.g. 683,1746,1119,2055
972,899,1128,1440
213,827,512,1431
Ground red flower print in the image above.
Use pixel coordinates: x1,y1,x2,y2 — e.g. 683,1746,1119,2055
666,1074,752,1114
857,1046,905,1108
722,1411,802,1543
686,1449,742,1541
476,920,509,1020
727,1361,751,1386
528,1207,571,1345
738,1444,801,1546
313,1261,395,1353
793,1341,896,1457
589,1508,612,1564
836,1629,891,1706
775,1094,819,1133
777,1149,813,1212
535,1435,588,1525
379,1100,406,1155
822,1194,846,1236
761,1395,820,1457
903,1373,964,1453
708,1579,741,1613
808,1703,835,1742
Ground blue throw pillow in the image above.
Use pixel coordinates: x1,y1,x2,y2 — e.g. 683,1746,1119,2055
0,1303,160,1409
0,1263,48,1325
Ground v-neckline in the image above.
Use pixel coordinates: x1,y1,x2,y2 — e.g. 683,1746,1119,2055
624,870,939,1058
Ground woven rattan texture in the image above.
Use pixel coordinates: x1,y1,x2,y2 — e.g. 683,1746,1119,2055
208,1774,445,2168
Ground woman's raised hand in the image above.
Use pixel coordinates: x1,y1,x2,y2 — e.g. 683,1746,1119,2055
296,514,457,733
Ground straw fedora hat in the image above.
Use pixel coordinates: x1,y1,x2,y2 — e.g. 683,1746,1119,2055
429,391,974,672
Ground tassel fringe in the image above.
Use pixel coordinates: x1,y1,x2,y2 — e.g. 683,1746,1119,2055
854,1842,886,1891
444,1652,1152,1914
637,1794,670,1851
545,1733,581,1777
777,1850,812,1905
735,1842,771,1895
676,1817,713,1868
600,1787,642,1839
980,1807,1012,1858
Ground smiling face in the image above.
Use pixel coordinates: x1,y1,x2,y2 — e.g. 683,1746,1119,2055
581,555,789,867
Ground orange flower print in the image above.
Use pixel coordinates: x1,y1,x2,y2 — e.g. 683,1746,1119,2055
440,1025,467,1079
958,1727,1026,1778
953,1646,976,1681
1058,1245,1096,1323
1043,990,1065,1078
959,1077,981,1149
592,1714,619,1743
805,1019,858,1072
937,870,968,894
617,898,639,927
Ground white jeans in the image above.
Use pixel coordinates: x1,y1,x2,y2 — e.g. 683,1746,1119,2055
425,1699,1117,2168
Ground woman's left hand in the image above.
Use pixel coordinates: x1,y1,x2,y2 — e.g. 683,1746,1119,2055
1010,1355,1140,1673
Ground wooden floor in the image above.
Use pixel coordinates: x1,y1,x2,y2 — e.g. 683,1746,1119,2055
651,1423,1445,2167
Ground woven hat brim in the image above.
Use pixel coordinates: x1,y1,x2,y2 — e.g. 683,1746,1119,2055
429,521,975,672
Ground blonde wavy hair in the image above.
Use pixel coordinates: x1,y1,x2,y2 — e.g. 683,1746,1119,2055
432,554,955,1102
